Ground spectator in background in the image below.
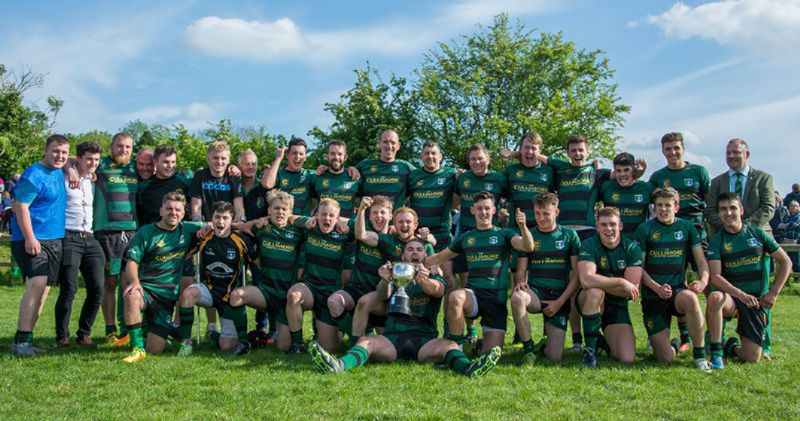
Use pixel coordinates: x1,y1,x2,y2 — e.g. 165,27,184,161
771,191,789,237
778,200,800,272
6,173,20,193
784,183,800,207
1,191,12,233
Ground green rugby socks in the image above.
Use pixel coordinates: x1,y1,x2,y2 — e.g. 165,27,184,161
14,330,32,344
127,324,145,349
340,345,369,370
178,307,194,341
678,321,690,344
444,349,470,374
582,313,601,352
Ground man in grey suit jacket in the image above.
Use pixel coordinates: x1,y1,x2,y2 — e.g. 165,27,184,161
706,138,774,235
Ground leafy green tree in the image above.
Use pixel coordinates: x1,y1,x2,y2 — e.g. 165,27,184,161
308,65,420,168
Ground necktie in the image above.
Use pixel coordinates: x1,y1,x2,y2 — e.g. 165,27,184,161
734,172,744,198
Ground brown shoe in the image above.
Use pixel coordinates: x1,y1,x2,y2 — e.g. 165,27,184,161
56,337,71,348
76,336,97,348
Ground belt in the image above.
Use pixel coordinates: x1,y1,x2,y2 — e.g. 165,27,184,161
66,230,94,238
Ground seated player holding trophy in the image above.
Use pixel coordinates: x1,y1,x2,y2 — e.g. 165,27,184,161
308,238,501,377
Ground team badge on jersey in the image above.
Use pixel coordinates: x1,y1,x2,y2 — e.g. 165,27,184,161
227,248,236,260
612,193,621,202
179,235,185,244
485,183,493,191
490,236,498,245
391,165,398,172
463,180,471,188
256,197,265,208
516,170,524,178
416,179,424,186
599,256,608,269
533,240,541,250
663,179,671,188
467,237,476,246
748,238,759,247
437,178,445,185
652,232,661,240
675,231,684,240
617,260,627,268
322,179,330,188
724,242,733,253
300,174,307,182
634,194,644,203
286,231,294,238
156,239,165,248
541,174,548,181
555,240,565,249
281,179,289,187
370,165,377,173
684,179,694,187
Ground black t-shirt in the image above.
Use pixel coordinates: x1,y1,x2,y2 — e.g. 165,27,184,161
188,232,258,300
137,171,192,225
188,169,243,221
241,182,268,221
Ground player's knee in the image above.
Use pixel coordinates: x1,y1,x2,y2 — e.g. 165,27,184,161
449,290,466,309
707,291,725,309
509,291,526,310
617,352,635,364
228,289,243,306
287,290,303,306
328,295,344,315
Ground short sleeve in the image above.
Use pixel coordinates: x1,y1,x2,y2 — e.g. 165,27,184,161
292,216,311,230
707,233,721,261
632,224,647,252
10,178,38,204
687,220,701,248
578,241,597,263
569,230,581,256
125,230,148,263
625,241,643,266
759,228,780,254
449,233,466,255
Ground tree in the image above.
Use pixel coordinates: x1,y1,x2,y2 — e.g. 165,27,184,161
0,64,63,178
414,14,629,167
308,64,420,168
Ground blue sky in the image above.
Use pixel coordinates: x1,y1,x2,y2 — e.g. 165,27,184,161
3,0,799,192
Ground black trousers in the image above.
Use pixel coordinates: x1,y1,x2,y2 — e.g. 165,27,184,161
54,232,106,339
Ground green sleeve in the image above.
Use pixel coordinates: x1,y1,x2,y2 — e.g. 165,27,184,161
632,224,647,252
578,241,597,263
124,228,149,263
292,216,310,229
625,241,644,266
569,230,581,256
687,220,701,248
707,233,722,261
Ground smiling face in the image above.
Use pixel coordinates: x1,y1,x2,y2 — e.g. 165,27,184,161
316,205,340,233
286,145,307,171
77,152,101,175
726,141,750,172
160,199,185,229
393,211,418,241
520,137,541,168
718,198,744,232
471,198,496,229
596,214,622,248
369,204,391,233
207,149,230,177
136,150,154,179
327,144,347,172
211,210,233,237
661,140,685,168
379,131,400,162
614,164,635,187
567,141,588,166
534,203,559,232
468,149,490,176
238,153,257,179
44,141,70,169
653,197,678,225
155,152,177,179
421,145,442,172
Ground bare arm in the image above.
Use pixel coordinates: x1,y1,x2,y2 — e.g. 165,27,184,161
510,209,534,252
760,247,792,308
425,249,458,268
708,260,758,308
191,197,202,220
688,246,710,293
122,260,142,297
354,197,379,247
513,256,528,289
578,260,638,299
416,265,444,298
261,147,286,189
233,197,245,222
12,201,39,255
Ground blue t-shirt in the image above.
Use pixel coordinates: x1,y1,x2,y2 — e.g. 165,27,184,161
10,162,67,241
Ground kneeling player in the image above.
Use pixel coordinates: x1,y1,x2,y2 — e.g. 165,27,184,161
120,192,204,363
309,239,501,377
510,193,580,363
426,191,534,354
577,207,643,368
706,192,791,367
176,201,257,357
634,188,711,371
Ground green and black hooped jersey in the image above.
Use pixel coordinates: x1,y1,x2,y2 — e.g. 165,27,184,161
356,158,415,210
294,216,354,294
137,170,193,225
94,156,138,232
377,233,435,262
633,217,701,300
648,163,710,231
503,163,555,227
254,223,304,299
310,170,359,219
408,166,458,238
349,238,386,297
275,168,314,216
188,232,258,302
548,157,610,227
384,273,446,338
524,225,580,290
578,235,643,307
124,221,205,300
707,224,779,297
241,182,269,221
454,170,507,232
599,180,654,236
449,226,517,299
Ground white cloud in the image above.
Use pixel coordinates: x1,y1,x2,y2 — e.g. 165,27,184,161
639,0,800,54
122,101,223,131
183,0,558,63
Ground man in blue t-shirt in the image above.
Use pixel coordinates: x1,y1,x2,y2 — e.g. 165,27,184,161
10,134,70,357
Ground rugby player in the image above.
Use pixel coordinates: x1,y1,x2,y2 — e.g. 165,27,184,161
577,206,643,368
354,129,416,210
262,138,315,216
706,192,790,367
309,239,502,377
599,152,654,238
310,140,359,219
135,148,154,180
136,144,193,226
502,132,555,228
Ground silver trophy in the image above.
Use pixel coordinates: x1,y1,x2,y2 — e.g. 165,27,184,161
387,262,416,316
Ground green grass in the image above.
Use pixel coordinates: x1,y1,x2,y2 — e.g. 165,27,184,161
2,282,800,419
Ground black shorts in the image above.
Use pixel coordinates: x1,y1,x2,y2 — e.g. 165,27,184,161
384,333,435,361
453,253,468,275
11,239,62,285
431,229,452,254
730,295,768,346
304,282,336,326
141,288,176,340
465,288,508,332
95,230,135,276
601,297,632,329
344,287,387,329
530,287,570,330
181,258,195,277
641,291,686,336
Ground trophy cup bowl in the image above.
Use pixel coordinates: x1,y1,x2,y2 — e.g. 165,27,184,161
388,262,416,316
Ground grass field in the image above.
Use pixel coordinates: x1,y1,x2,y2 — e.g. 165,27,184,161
2,275,800,420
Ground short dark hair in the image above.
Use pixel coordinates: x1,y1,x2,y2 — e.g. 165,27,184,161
566,134,587,149
613,152,635,167
154,144,177,160
472,191,495,205
45,134,69,148
288,137,308,151
328,139,346,151
76,141,102,157
533,192,559,208
468,143,489,157
212,201,235,217
422,140,440,150
717,192,741,207
660,132,683,146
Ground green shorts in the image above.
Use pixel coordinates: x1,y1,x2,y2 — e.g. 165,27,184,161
531,287,569,331
642,290,685,337
256,283,288,326
304,282,337,326
384,333,436,361
142,288,175,339
601,296,631,329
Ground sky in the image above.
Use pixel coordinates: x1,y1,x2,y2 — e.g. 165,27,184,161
2,0,799,192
